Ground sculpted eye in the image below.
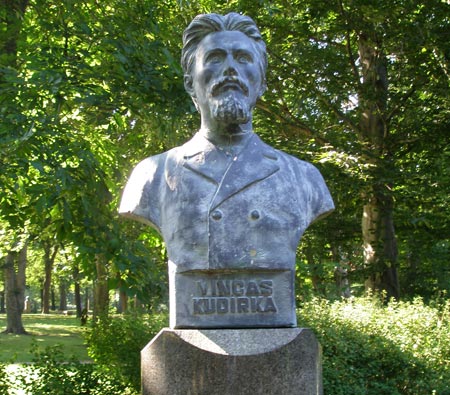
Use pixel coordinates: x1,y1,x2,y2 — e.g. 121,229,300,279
236,52,252,64
205,52,224,64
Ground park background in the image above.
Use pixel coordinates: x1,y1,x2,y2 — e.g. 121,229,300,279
1,0,449,394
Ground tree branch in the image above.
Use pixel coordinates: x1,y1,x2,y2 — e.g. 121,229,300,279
386,85,417,123
337,0,361,83
256,100,329,146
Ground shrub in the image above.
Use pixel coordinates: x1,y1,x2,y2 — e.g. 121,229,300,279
80,297,450,394
0,363,9,395
84,312,167,391
298,296,450,395
11,341,137,395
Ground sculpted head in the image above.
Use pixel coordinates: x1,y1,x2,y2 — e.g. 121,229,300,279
181,13,267,132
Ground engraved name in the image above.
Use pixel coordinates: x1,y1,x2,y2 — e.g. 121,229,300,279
192,279,278,315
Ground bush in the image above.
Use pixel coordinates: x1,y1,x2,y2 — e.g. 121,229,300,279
298,295,450,395
0,363,9,395
79,298,449,394
84,312,167,392
10,341,136,395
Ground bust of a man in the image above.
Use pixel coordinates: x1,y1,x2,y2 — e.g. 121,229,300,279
119,13,334,328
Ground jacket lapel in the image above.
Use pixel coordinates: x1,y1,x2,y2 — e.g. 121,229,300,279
179,133,280,209
181,134,226,185
210,134,280,210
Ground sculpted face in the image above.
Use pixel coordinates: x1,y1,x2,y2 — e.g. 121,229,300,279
185,30,265,131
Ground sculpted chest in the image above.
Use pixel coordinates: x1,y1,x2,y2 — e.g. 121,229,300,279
120,133,334,328
158,137,310,273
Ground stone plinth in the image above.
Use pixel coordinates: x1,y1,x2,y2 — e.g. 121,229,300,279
141,328,322,395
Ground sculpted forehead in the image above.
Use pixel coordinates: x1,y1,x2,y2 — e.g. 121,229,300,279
196,30,259,59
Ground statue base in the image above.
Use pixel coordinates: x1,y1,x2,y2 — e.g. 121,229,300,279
141,328,323,395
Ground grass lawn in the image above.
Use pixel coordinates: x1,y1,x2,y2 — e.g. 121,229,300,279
0,314,91,363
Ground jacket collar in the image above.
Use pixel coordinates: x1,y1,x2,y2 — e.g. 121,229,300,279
181,132,280,209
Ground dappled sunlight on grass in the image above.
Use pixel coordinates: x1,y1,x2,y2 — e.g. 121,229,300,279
0,314,91,363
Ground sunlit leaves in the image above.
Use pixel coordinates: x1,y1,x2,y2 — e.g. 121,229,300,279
1,0,448,302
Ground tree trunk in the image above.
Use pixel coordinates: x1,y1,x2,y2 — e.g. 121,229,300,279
74,281,82,317
41,244,58,314
119,288,128,314
133,295,143,312
331,245,351,298
93,253,109,321
59,280,67,311
362,188,399,299
85,287,90,312
358,32,400,300
3,246,28,334
73,265,82,318
116,273,128,314
404,240,420,294
0,291,5,314
305,243,323,295
1,1,30,333
51,287,56,311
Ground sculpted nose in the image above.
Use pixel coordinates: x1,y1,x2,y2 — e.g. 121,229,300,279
223,55,238,76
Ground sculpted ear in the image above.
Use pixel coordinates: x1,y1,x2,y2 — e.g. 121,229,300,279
258,79,267,99
184,74,195,97
184,74,200,111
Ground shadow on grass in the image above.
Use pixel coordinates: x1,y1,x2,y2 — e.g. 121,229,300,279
0,314,90,363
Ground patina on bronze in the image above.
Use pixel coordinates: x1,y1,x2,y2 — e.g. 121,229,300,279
119,13,334,328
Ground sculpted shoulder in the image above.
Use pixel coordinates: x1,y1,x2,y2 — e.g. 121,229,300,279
118,152,168,230
257,138,315,178
267,143,335,225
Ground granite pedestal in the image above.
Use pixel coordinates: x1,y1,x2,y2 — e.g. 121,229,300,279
141,327,322,395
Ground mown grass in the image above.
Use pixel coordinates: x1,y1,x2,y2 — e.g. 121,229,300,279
0,314,90,363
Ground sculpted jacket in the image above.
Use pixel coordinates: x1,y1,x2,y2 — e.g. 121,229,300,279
119,132,334,273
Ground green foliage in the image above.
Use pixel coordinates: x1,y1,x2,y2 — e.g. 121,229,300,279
299,296,450,395
109,226,169,307
1,0,449,331
238,0,450,297
2,300,448,394
0,363,8,395
1,0,190,290
10,341,137,395
85,312,168,391
78,298,449,394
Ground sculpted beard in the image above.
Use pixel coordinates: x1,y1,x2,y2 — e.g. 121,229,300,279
210,93,251,125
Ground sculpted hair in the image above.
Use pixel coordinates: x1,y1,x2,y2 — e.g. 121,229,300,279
181,12,267,78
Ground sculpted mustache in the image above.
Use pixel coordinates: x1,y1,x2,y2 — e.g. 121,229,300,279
210,78,249,97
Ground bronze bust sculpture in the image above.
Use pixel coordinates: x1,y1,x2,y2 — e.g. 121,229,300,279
119,13,334,328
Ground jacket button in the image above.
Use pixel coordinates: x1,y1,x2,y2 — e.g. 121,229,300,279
211,210,223,220
250,210,260,220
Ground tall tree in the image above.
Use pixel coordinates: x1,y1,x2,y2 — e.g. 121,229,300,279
1,0,190,322
355,10,399,298
2,245,27,334
0,0,30,333
234,0,450,298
